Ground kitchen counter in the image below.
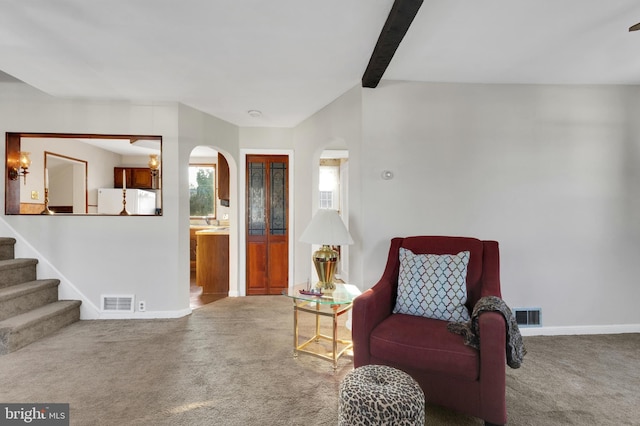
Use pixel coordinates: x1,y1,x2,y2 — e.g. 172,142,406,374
194,227,229,235
196,231,229,296
189,222,230,271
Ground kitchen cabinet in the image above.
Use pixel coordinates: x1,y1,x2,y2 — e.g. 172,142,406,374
196,231,229,296
114,167,154,189
217,153,230,204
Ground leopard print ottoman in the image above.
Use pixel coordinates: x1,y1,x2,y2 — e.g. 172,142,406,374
338,365,425,426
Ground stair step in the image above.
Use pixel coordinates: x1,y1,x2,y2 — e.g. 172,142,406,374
0,300,81,355
0,258,38,289
0,238,16,261
0,279,60,321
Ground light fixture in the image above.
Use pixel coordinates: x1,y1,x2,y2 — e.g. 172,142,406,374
148,154,159,172
381,170,394,180
300,209,354,293
8,151,32,185
148,154,159,188
247,110,262,118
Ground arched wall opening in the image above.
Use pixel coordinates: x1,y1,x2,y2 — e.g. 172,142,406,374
187,145,239,306
303,147,350,286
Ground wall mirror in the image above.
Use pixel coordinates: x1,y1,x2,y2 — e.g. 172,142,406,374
5,132,162,215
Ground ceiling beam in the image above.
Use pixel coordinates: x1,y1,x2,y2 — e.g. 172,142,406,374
362,0,423,88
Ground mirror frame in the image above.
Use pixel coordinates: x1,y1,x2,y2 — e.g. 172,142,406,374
5,132,162,215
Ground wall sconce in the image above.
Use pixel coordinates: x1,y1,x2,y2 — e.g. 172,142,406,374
148,154,160,175
148,154,160,189
8,151,32,185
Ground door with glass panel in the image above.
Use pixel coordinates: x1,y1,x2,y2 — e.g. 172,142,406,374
246,155,288,295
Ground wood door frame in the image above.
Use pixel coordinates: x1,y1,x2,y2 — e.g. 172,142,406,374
239,149,294,297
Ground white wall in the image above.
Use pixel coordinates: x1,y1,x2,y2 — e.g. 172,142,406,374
360,81,640,332
50,165,73,206
178,104,240,296
3,77,639,332
292,80,640,332
293,86,363,286
239,127,293,149
0,81,185,319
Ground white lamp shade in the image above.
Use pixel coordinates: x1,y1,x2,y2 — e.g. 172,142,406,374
300,209,354,246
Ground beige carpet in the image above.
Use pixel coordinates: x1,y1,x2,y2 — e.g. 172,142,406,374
0,296,638,425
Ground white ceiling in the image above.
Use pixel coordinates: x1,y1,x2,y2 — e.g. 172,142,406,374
24,136,161,156
1,1,639,128
78,138,161,156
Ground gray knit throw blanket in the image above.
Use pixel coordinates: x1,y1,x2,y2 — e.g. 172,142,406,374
447,296,527,369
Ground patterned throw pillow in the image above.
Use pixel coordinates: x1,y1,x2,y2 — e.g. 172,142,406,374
393,248,471,322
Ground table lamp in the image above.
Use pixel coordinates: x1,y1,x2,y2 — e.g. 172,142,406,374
300,209,354,292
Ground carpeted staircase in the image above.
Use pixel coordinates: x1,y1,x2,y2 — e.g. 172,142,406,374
0,237,81,355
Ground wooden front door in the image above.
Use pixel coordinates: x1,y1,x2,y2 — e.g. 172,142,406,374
246,155,288,295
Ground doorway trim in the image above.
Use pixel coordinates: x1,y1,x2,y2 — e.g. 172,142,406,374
239,148,294,297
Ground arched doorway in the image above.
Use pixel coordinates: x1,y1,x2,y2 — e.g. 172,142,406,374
318,149,350,282
188,146,232,308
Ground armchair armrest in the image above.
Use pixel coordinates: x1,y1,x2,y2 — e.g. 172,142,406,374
352,276,395,367
353,237,403,367
480,241,502,299
478,311,507,424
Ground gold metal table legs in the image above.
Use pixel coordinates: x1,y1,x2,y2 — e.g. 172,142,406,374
291,300,353,369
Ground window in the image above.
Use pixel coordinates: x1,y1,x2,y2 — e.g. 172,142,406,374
319,191,334,209
319,162,340,211
189,164,216,218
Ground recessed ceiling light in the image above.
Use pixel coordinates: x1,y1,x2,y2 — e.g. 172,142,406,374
247,110,262,118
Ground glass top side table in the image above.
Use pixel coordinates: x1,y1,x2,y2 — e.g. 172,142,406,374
283,283,361,369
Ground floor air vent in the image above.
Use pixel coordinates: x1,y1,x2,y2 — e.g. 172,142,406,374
514,308,541,327
101,295,135,312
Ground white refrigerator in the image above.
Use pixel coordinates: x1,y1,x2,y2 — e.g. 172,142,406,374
98,188,157,215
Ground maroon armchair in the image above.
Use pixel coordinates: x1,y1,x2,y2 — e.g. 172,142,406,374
352,236,507,426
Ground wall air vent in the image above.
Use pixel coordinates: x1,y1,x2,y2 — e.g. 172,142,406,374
101,295,135,312
514,308,541,327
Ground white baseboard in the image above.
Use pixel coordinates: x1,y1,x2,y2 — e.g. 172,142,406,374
520,323,640,336
94,308,192,320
